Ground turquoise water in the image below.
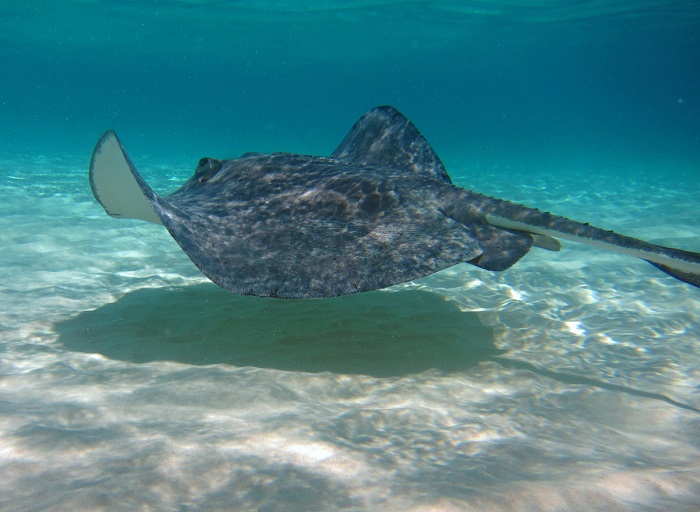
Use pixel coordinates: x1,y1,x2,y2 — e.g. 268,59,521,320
1,2,700,510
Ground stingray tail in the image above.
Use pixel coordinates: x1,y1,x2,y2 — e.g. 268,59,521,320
648,261,700,288
89,131,163,225
476,192,700,288
445,189,700,288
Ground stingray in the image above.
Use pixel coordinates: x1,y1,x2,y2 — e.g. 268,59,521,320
89,106,700,298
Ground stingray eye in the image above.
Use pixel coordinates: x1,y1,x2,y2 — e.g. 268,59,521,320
195,158,223,183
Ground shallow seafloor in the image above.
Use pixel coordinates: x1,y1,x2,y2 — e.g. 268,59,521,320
1,155,699,511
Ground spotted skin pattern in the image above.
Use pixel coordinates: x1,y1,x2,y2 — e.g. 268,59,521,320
90,106,700,298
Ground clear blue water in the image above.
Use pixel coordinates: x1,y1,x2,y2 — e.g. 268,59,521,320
1,2,699,510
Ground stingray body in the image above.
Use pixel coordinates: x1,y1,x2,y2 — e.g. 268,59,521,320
89,106,700,298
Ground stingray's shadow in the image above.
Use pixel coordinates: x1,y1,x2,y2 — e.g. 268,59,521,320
55,285,700,413
56,285,501,377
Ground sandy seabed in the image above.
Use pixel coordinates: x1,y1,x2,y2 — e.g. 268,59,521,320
1,154,699,511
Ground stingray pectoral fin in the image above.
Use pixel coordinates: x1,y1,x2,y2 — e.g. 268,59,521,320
89,130,162,225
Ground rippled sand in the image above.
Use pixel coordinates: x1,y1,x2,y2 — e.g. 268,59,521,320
1,155,699,511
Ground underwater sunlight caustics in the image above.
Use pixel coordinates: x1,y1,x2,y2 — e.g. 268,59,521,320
89,106,700,299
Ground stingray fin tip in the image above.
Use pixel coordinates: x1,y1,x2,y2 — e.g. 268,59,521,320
89,131,163,225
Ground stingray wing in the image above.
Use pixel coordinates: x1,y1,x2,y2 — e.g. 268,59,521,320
89,131,483,298
89,131,162,225
332,105,453,184
159,159,482,298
